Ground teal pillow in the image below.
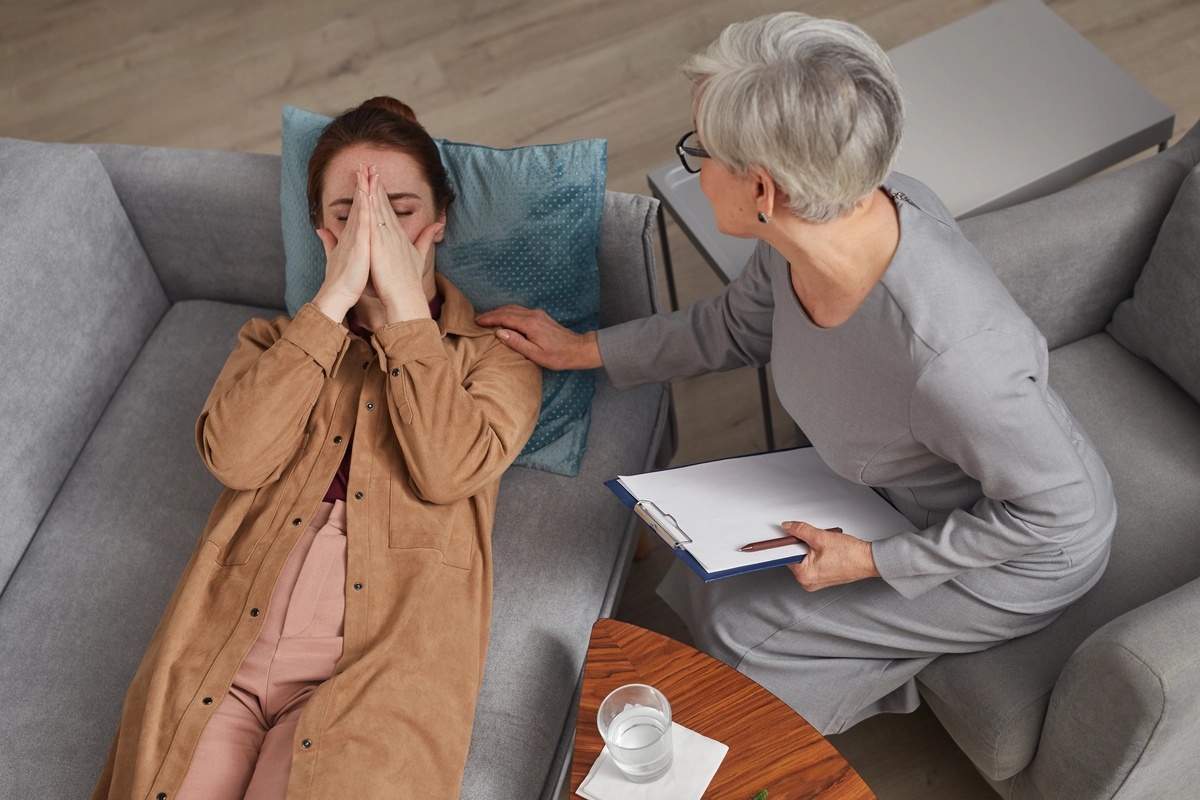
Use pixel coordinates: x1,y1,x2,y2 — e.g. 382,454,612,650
280,106,606,476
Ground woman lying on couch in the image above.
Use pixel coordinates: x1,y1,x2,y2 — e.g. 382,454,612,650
94,96,542,800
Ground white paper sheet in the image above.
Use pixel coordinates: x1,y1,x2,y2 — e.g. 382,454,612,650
618,448,915,575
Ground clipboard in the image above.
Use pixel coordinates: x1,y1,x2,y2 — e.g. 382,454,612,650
607,477,805,581
606,446,914,582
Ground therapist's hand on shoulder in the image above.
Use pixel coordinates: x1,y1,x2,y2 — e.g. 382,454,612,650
783,521,881,592
476,305,604,371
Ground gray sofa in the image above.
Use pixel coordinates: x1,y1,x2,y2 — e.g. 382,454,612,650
0,138,668,798
917,119,1200,799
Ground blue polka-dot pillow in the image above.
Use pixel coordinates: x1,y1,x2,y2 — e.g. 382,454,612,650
280,106,605,477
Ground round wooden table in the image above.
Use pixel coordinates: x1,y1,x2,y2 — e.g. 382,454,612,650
571,619,876,799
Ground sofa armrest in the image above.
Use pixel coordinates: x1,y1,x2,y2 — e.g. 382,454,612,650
597,191,661,325
959,120,1200,350
1011,576,1200,800
91,144,287,310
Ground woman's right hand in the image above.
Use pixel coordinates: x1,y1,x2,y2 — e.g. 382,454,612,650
475,305,603,371
312,163,372,323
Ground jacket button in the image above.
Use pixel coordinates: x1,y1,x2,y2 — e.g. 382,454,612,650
365,402,374,410
391,368,400,377
334,435,343,444
292,518,302,526
302,738,312,749
250,608,260,617
202,697,213,705
353,582,363,591
354,492,363,500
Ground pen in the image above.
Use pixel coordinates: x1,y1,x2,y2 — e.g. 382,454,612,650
738,527,843,552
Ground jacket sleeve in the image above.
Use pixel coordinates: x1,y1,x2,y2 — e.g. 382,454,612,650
195,304,350,490
871,330,1099,598
595,240,777,390
372,319,542,505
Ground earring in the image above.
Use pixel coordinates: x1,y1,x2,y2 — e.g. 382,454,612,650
757,212,771,224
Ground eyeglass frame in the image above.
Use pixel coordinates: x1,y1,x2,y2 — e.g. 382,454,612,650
675,131,711,174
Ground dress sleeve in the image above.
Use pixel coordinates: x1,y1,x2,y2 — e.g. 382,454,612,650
195,303,350,490
871,330,1098,599
372,319,542,505
596,240,777,389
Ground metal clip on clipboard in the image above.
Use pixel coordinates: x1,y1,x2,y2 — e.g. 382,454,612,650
634,501,692,550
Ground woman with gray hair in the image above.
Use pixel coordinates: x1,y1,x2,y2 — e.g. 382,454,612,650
478,12,1114,734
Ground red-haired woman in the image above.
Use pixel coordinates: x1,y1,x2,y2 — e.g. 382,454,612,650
93,97,542,800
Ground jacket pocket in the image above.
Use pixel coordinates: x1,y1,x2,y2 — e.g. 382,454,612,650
388,483,474,570
207,434,310,566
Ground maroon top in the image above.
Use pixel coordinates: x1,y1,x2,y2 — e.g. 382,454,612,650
322,295,443,503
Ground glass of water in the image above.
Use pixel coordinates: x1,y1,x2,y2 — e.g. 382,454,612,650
597,683,674,783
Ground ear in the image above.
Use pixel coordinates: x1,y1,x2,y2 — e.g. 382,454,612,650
747,166,778,220
434,211,448,243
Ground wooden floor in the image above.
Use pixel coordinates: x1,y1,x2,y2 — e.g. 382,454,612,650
5,1,1197,797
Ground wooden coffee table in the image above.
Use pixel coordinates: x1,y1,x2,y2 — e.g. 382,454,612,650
571,619,875,799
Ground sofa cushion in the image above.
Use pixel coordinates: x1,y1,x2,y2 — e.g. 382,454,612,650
1108,164,1200,403
959,138,1194,351
918,333,1200,780
0,138,168,592
462,377,667,799
0,300,250,797
91,144,287,310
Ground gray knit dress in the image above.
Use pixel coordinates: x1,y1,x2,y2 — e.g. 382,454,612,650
596,173,1116,734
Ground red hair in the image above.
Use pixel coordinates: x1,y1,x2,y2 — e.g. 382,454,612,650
306,96,456,227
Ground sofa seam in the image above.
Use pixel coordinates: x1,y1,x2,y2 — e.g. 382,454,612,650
0,301,173,607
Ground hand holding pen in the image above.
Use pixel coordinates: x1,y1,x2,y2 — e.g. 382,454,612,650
777,521,881,592
739,526,842,552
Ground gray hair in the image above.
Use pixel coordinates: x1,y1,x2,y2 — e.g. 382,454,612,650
684,12,904,223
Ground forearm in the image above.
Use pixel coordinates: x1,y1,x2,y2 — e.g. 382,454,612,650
599,241,776,389
197,305,349,489
873,486,1097,599
374,320,542,504
598,292,771,389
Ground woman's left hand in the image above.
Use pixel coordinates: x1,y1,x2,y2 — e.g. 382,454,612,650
367,167,443,323
783,521,880,591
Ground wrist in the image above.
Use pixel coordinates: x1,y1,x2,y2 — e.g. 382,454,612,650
863,540,880,579
382,293,432,325
312,288,353,324
576,330,603,370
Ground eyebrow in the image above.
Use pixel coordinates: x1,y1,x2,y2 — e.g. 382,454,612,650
328,191,421,208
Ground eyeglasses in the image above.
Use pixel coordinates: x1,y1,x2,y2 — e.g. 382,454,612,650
676,131,710,174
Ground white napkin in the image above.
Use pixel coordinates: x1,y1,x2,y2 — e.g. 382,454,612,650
577,722,728,800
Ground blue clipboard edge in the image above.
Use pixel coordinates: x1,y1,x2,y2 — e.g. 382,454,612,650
604,474,808,583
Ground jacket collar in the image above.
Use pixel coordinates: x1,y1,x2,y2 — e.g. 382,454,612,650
434,273,486,338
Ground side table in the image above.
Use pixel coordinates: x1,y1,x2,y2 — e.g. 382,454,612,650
571,618,875,799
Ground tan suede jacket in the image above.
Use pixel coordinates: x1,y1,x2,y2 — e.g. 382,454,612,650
94,276,542,799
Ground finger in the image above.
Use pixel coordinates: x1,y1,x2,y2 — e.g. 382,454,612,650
476,305,536,326
369,166,396,233
315,228,338,259
785,560,819,592
493,328,544,363
782,520,819,539
412,221,443,262
345,165,370,245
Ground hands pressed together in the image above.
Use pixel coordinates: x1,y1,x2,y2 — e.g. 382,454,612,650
782,521,880,591
312,163,444,326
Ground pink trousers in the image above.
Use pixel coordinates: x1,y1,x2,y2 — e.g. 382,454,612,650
177,501,347,800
